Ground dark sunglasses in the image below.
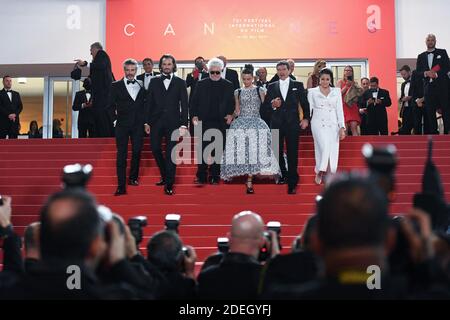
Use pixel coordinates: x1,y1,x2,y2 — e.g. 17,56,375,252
209,71,221,75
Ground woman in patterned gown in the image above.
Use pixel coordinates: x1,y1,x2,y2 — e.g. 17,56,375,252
221,65,280,193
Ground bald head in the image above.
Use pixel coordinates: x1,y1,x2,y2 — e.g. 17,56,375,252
231,211,264,241
426,34,436,50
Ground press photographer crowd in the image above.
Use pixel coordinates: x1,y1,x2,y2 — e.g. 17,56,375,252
0,141,448,300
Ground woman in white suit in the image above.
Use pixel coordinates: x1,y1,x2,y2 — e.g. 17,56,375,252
307,68,346,184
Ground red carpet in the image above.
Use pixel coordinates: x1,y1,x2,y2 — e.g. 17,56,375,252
1,136,450,264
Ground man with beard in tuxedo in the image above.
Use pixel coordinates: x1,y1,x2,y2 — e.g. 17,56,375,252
144,54,189,195
110,59,146,196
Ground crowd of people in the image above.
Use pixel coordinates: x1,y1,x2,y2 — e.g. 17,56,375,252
0,159,448,299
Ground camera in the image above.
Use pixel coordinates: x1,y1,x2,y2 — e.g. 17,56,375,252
128,216,148,246
347,75,353,82
362,143,397,201
217,237,229,254
165,214,181,233
62,163,93,189
182,246,190,257
258,221,282,262
97,205,125,242
0,195,3,206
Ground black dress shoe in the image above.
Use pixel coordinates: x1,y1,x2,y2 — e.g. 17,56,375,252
288,186,296,195
155,178,166,186
128,179,139,186
276,177,287,185
164,185,174,195
210,177,219,185
114,187,126,196
195,178,206,185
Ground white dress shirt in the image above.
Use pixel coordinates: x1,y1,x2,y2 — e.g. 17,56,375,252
123,78,141,101
6,90,12,102
162,73,173,90
427,51,434,70
279,78,290,101
144,72,156,90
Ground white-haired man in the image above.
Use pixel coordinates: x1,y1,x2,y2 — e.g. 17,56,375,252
110,59,146,196
190,57,235,185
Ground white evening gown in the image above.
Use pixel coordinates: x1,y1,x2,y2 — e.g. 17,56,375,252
307,87,345,174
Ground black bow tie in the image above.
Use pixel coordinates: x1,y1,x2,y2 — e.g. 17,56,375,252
145,73,151,77
5,90,12,93
162,74,171,81
127,80,136,85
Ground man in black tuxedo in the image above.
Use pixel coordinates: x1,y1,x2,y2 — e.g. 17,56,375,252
144,54,189,196
416,34,450,134
110,59,146,196
217,56,240,91
0,76,23,139
256,67,270,89
76,42,114,137
358,77,370,135
269,59,297,83
136,57,160,92
72,77,95,138
262,60,310,194
398,65,416,135
190,58,234,185
361,77,392,135
411,68,427,134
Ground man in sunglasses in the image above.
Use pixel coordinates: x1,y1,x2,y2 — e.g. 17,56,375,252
190,58,235,185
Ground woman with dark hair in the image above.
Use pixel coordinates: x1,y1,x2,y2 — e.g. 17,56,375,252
52,119,64,138
307,68,346,184
221,65,280,193
28,120,42,139
337,65,364,136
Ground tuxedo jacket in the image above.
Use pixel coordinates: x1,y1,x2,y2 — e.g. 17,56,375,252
0,89,23,126
416,48,450,89
146,75,189,129
400,74,417,109
72,90,95,126
110,79,146,128
189,78,234,122
89,50,113,109
361,88,392,113
224,68,240,91
262,79,310,128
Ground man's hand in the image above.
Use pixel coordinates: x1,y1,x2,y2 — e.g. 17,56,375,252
74,59,87,67
192,116,199,126
106,221,126,266
0,196,12,228
225,115,234,125
271,98,282,109
429,71,438,79
375,99,382,105
144,124,150,134
300,119,309,130
183,245,197,279
367,98,375,105
359,108,367,114
8,114,16,121
401,96,412,102
416,97,425,108
124,226,138,259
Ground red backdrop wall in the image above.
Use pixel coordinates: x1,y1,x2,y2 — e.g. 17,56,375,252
106,0,398,132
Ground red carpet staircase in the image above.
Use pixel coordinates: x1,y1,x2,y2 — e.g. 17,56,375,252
1,136,450,266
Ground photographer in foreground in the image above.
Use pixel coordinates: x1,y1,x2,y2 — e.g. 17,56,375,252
197,211,279,300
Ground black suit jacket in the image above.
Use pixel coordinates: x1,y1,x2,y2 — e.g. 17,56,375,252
262,79,310,127
146,75,189,129
225,68,240,91
416,48,450,89
89,50,113,109
72,90,95,126
197,253,262,300
362,88,392,112
110,79,146,128
400,75,416,110
189,78,234,122
0,89,23,126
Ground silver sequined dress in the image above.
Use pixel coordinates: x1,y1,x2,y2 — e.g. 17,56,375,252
221,87,280,180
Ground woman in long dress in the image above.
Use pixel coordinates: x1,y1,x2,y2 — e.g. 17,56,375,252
221,65,280,193
307,68,346,184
